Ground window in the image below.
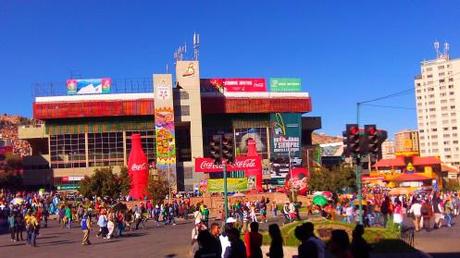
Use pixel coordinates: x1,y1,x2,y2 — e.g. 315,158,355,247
453,127,458,130
50,134,86,169
449,78,454,82
441,93,447,97
426,67,433,71
429,108,436,112
453,140,459,144
438,65,444,69
451,105,456,110
441,106,448,111
441,100,448,104
443,134,450,138
427,74,433,78
445,148,451,152
88,132,124,167
432,135,438,139
449,85,454,89
175,124,191,162
446,155,451,159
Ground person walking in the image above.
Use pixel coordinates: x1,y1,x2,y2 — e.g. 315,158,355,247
267,224,284,258
224,227,247,258
97,212,108,239
15,210,24,242
328,230,353,258
25,210,39,247
244,222,263,258
64,204,73,229
8,212,16,242
409,200,422,231
81,213,91,245
295,222,326,258
351,224,370,258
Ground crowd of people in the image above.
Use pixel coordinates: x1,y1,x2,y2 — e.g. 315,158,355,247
191,216,371,258
0,115,34,158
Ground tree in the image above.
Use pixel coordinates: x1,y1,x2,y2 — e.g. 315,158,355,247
148,172,170,203
308,165,356,193
118,166,131,196
78,167,121,199
444,179,460,192
0,153,23,190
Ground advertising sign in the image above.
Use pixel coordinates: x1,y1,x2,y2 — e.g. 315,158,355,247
66,78,111,95
201,78,266,93
207,178,248,193
271,113,301,156
154,74,177,188
270,78,301,92
195,156,262,173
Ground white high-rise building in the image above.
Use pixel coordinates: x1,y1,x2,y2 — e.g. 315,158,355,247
415,42,460,167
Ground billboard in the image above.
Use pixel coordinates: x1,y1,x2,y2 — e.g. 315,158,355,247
206,178,248,193
201,78,266,93
66,78,111,95
154,74,176,188
270,78,301,92
195,156,262,173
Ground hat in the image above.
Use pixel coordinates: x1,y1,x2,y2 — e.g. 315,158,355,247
226,217,237,224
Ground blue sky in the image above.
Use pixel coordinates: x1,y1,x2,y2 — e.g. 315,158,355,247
1,1,459,138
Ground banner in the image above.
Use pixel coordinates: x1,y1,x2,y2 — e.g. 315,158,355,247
201,78,266,93
270,78,301,92
154,74,176,188
271,113,301,156
207,178,248,193
66,78,111,95
195,156,262,173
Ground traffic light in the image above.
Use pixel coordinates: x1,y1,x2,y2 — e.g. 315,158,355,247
364,125,388,157
222,133,235,163
343,124,360,156
209,135,222,164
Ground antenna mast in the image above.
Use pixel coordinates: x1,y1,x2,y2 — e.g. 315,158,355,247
434,40,440,59
444,42,450,60
193,32,200,61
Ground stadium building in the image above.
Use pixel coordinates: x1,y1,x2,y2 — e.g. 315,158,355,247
19,61,321,191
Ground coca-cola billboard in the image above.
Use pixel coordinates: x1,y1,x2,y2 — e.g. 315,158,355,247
195,156,262,173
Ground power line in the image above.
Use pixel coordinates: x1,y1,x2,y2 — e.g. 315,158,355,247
361,103,415,110
358,88,413,104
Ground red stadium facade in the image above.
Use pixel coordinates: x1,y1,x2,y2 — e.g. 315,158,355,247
20,61,320,192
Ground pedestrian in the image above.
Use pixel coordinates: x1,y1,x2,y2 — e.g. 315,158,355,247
64,204,73,229
409,200,422,231
210,222,223,256
380,196,391,227
295,222,326,258
267,224,284,258
328,229,353,258
194,230,220,258
107,216,115,239
192,221,207,255
421,199,433,231
81,213,91,245
220,217,237,258
432,193,444,229
8,212,16,242
97,211,108,239
244,222,263,258
393,200,403,230
15,210,24,241
224,227,247,258
351,224,370,258
25,210,39,247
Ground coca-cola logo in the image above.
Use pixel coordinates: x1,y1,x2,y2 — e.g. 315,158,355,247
196,157,259,172
130,163,148,172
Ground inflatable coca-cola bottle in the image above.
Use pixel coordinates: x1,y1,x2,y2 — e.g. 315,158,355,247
128,134,149,200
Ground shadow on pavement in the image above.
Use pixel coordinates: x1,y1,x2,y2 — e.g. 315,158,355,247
39,240,75,246
372,239,416,253
164,255,176,258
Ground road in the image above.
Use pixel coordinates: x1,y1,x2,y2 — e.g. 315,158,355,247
0,219,194,258
413,219,460,258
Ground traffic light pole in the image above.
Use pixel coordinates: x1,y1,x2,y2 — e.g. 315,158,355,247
223,160,228,220
356,102,363,225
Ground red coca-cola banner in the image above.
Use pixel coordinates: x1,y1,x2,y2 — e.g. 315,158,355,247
195,156,262,173
201,78,267,92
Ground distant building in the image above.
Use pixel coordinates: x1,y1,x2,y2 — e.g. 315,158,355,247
415,43,460,167
394,130,420,156
381,140,395,159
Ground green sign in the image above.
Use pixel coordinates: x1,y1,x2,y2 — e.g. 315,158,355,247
270,78,301,92
207,178,248,193
56,184,79,190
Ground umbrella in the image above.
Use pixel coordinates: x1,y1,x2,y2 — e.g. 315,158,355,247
313,195,328,206
10,197,24,205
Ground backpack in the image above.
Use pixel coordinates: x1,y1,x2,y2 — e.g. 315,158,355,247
81,217,88,230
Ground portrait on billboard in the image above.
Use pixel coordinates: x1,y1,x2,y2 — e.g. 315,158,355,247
234,128,268,159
